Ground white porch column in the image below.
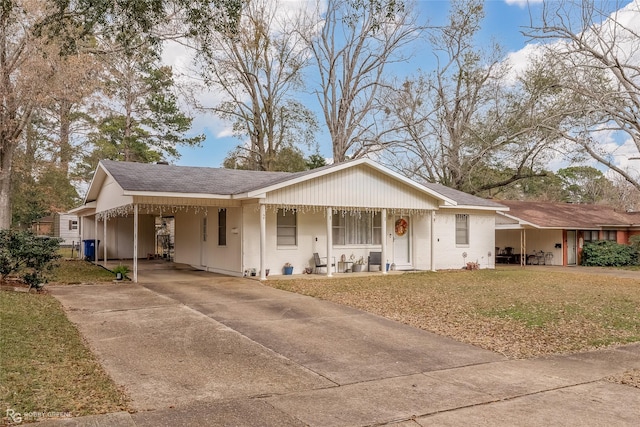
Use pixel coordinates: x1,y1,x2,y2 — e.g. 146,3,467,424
259,204,267,280
78,216,87,259
133,204,138,283
381,208,387,274
430,210,436,272
521,229,526,267
326,207,333,277
94,216,98,264
103,217,107,265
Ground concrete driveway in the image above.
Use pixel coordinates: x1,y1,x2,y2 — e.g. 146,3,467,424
47,266,640,426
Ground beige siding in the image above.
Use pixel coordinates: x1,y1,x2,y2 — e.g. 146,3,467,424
174,211,203,266
55,213,81,245
96,215,155,259
243,207,328,276
173,209,243,275
96,175,133,213
434,210,496,269
264,166,438,210
204,207,243,275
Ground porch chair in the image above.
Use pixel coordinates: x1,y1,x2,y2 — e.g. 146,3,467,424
368,251,382,272
313,253,335,274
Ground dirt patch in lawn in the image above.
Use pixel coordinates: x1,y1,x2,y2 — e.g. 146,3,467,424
267,269,640,359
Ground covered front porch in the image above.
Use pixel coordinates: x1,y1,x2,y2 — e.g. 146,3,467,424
79,201,438,282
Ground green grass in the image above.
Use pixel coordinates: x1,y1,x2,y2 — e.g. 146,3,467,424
0,292,129,419
57,247,81,259
268,269,640,358
50,259,116,284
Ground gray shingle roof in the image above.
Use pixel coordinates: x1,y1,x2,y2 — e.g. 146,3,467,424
422,182,507,209
100,160,294,195
99,160,507,210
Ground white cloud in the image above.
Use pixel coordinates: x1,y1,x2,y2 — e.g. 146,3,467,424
504,0,544,8
503,42,544,83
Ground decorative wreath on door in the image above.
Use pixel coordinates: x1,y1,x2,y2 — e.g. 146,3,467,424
395,218,408,236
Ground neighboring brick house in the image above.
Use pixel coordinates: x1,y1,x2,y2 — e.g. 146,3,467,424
495,200,640,266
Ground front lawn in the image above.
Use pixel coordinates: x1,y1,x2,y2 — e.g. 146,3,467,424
267,269,640,359
0,291,129,421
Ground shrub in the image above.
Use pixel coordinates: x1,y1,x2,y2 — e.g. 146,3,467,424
0,230,62,290
630,235,640,264
581,240,638,267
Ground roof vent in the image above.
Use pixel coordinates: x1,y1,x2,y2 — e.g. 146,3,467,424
156,161,169,165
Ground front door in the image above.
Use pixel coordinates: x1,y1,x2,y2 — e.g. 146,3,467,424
393,216,411,268
566,230,577,265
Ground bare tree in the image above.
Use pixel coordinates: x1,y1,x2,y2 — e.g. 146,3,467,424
0,1,63,229
525,0,640,192
196,0,317,171
608,171,640,211
380,0,559,194
306,0,423,162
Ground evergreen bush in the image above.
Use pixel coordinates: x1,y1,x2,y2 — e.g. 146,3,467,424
0,230,62,290
581,240,638,267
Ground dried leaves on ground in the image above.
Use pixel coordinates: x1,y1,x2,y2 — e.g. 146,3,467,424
268,269,640,359
0,291,130,419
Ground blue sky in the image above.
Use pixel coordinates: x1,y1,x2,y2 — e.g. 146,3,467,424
173,0,628,169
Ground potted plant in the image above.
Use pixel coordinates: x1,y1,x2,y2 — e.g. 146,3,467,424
352,256,365,272
112,264,129,281
283,263,294,275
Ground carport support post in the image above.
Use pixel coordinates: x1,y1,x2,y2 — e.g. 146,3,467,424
520,229,526,267
134,204,138,282
259,204,267,280
326,207,332,277
103,217,107,265
381,208,387,274
430,210,436,272
94,216,98,264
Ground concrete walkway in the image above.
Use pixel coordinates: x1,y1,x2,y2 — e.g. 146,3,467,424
43,267,640,426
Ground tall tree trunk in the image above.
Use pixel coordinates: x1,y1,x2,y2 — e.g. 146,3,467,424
0,144,15,229
58,99,72,174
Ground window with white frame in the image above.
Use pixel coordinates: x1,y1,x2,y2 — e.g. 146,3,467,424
68,220,78,230
332,212,381,245
277,209,297,246
218,209,226,246
455,214,469,245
